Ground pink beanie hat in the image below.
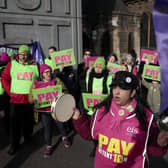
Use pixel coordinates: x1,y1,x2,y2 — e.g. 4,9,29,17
40,63,51,75
0,52,10,62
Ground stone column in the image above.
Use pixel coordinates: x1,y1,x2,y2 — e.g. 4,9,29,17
112,28,120,62
111,15,120,62
133,17,141,58
133,28,140,58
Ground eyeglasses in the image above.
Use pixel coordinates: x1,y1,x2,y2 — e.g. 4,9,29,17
19,53,28,57
43,70,51,74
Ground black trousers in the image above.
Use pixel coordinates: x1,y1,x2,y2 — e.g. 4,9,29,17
41,113,67,146
0,92,10,134
9,103,34,146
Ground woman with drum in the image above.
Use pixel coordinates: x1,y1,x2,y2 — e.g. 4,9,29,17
29,64,71,158
72,71,168,168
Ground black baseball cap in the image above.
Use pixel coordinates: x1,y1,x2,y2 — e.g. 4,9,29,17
110,71,138,90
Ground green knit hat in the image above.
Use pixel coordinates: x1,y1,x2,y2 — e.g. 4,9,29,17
8,50,15,57
94,57,105,69
18,45,30,55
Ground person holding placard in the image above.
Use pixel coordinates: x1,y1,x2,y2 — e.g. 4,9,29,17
48,48,79,133
77,49,92,93
85,57,112,116
49,48,79,107
78,49,91,77
141,60,161,114
72,71,168,168
44,46,57,71
84,57,112,157
86,57,112,96
106,53,118,64
1,45,39,155
106,53,120,74
29,63,71,158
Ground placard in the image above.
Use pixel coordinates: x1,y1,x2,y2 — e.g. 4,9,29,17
82,93,108,115
107,62,126,73
140,49,158,64
143,64,160,81
51,48,76,69
32,85,62,108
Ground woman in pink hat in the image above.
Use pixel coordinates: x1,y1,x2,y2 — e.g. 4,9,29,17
29,63,71,158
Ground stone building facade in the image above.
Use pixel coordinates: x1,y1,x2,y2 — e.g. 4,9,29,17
0,0,155,63
82,0,154,62
0,0,82,64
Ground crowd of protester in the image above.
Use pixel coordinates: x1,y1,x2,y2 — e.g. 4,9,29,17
0,46,168,168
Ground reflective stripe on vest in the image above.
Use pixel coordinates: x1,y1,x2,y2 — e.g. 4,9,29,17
10,60,39,94
86,74,104,94
92,78,104,94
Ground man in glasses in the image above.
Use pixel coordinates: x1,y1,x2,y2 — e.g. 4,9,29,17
77,49,92,109
77,49,92,91
1,45,39,155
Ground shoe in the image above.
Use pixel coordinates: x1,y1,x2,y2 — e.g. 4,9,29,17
7,145,18,155
44,146,52,158
62,136,70,148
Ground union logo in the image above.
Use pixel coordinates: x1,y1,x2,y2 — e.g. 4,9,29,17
118,109,125,116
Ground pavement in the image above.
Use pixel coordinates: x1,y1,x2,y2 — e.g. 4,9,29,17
0,117,168,168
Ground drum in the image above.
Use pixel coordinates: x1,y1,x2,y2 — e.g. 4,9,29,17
51,94,75,122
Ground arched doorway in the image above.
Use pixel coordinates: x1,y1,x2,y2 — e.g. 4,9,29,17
82,32,93,50
128,32,134,53
101,30,111,59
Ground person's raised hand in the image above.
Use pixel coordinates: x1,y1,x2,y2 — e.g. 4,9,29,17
157,131,168,147
145,59,150,65
59,64,64,72
72,107,81,120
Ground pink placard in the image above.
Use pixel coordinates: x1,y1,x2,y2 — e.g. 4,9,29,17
140,49,158,64
86,56,104,68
